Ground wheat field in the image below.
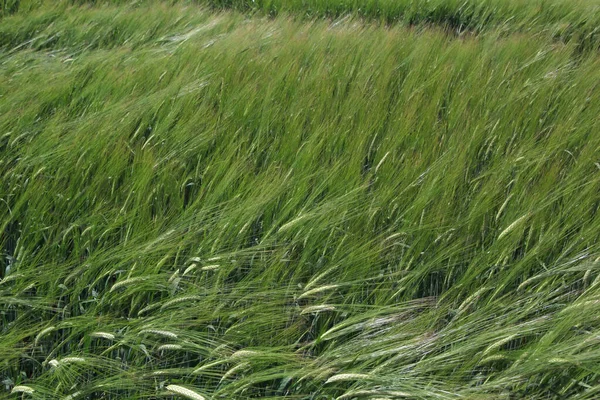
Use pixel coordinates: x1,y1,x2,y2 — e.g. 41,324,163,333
1,0,600,399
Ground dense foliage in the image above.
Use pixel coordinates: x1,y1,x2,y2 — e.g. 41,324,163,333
1,1,600,399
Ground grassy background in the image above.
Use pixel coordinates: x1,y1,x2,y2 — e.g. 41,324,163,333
3,0,600,53
1,1,600,399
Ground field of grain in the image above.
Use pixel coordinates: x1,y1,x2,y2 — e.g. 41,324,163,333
1,1,600,399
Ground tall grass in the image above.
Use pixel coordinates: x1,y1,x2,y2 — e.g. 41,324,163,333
4,0,600,51
1,1,600,399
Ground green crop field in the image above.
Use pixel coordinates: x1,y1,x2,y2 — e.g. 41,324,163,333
1,0,600,399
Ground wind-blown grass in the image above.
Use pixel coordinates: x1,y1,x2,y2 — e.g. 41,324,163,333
3,0,600,54
1,1,600,399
